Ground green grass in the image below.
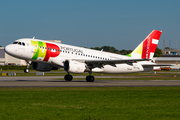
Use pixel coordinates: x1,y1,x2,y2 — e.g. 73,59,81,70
0,87,180,120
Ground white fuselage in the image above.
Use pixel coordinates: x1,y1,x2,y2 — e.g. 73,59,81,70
5,38,155,74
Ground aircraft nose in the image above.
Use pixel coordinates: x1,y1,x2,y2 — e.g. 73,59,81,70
4,45,12,55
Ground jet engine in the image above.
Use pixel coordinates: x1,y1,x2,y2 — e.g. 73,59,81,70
32,62,58,71
64,60,86,73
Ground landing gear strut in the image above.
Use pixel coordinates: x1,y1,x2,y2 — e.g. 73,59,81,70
86,69,95,82
64,73,73,81
24,60,31,73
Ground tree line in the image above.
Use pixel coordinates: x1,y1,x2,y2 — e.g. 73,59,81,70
90,46,162,57
90,46,132,55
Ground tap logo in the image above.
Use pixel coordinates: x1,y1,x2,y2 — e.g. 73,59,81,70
31,41,60,62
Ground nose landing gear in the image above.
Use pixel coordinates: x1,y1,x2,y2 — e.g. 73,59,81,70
24,60,31,73
24,68,29,73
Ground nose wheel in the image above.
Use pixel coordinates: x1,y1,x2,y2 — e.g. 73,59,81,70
24,60,31,73
24,68,29,73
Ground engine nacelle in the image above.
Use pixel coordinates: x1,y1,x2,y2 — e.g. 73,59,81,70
64,60,86,73
32,62,58,71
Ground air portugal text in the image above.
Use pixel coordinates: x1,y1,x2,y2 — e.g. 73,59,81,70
31,41,60,62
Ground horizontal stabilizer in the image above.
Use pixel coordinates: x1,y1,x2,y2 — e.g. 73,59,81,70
142,64,172,67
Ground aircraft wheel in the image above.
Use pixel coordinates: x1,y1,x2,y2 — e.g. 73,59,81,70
64,75,73,81
24,68,29,73
86,76,94,82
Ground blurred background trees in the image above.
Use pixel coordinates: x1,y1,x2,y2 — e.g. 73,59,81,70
91,46,162,57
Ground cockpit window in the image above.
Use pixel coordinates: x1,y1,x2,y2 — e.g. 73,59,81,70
18,42,21,45
13,41,25,46
13,42,18,44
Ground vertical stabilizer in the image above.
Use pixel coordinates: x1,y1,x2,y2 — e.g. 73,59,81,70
127,30,162,59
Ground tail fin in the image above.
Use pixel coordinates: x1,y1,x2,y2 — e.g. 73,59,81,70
127,30,162,59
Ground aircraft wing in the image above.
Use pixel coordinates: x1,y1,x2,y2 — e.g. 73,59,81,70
73,58,150,68
73,59,172,68
84,59,149,64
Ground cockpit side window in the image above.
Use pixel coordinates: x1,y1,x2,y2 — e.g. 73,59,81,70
13,42,18,44
13,41,26,46
18,42,21,45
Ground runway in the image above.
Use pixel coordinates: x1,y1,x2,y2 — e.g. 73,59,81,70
0,76,180,87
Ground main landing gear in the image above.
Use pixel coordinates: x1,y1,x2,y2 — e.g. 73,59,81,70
64,72,95,82
86,69,94,82
24,61,31,73
64,73,73,81
86,75,94,82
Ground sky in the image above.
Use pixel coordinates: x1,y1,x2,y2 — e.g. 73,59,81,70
0,0,180,50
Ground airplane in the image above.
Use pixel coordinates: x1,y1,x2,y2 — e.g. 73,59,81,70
5,30,164,82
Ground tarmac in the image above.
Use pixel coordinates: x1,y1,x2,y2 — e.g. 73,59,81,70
0,76,180,87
